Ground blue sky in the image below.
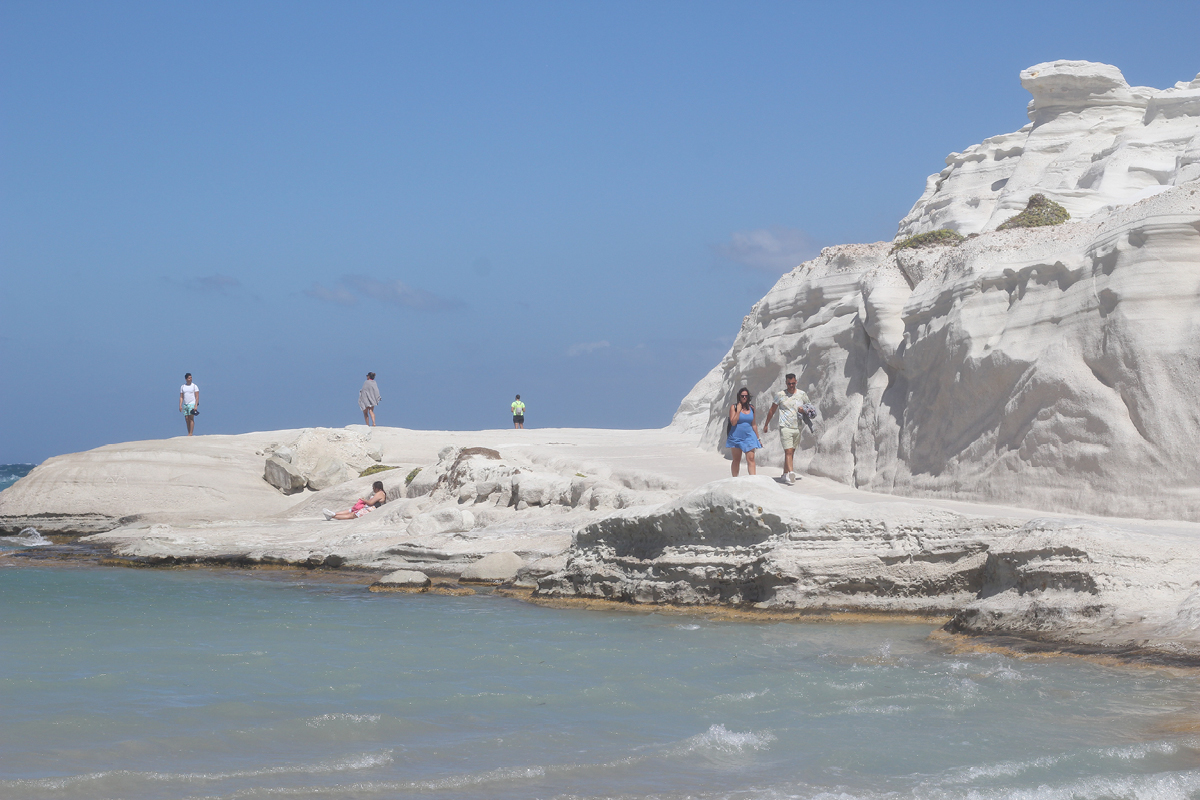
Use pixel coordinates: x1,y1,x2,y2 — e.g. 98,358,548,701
2,1,1198,463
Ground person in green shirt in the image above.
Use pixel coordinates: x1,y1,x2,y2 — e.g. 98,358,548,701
511,395,525,429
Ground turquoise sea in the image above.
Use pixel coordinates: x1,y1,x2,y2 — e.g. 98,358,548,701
0,462,34,492
2,465,1199,799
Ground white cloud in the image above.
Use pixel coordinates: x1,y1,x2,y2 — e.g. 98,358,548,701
305,275,462,311
714,226,819,274
304,282,358,305
567,340,610,357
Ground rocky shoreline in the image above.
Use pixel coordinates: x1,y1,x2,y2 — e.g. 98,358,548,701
3,425,1200,666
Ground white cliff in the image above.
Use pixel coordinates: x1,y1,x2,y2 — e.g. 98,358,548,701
896,60,1200,238
675,60,1200,521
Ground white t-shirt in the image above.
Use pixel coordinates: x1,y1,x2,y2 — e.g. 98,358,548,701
773,388,810,429
181,383,200,405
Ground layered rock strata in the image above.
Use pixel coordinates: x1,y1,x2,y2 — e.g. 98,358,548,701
537,479,1200,660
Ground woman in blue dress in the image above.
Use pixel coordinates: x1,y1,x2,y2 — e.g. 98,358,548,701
725,387,762,476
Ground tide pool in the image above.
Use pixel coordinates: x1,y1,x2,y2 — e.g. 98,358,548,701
1,563,1198,800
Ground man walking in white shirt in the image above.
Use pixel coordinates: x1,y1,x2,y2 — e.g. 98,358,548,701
762,373,810,485
179,373,200,436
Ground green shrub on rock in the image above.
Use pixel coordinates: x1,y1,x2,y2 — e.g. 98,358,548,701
997,194,1070,230
891,229,965,253
405,467,422,484
359,464,397,478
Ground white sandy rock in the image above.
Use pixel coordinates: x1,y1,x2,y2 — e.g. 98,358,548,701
264,456,307,494
407,508,475,535
460,551,524,583
0,432,302,535
540,478,1018,610
896,61,1200,239
260,428,380,494
305,457,357,492
538,479,1200,658
371,570,431,591
674,61,1200,522
512,473,571,507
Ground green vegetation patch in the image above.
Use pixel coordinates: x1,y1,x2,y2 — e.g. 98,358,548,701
405,467,422,484
997,194,1070,230
359,464,398,478
891,228,965,253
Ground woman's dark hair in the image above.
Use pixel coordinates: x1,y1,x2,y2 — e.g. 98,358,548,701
737,387,752,408
367,372,376,380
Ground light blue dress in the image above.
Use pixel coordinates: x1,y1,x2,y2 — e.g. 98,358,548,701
725,409,761,451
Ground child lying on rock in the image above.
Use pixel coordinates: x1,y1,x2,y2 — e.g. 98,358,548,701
324,481,386,520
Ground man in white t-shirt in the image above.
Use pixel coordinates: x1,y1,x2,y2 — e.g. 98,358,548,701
179,373,200,436
762,373,810,485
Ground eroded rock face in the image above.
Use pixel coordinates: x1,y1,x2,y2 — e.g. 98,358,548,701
896,60,1200,238
674,61,1200,521
460,551,524,583
537,480,1200,658
264,456,307,494
403,445,675,512
539,478,1018,610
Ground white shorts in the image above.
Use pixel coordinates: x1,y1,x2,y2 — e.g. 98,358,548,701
780,427,802,451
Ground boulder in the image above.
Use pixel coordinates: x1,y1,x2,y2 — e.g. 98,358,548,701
512,473,570,507
460,551,524,584
290,427,379,474
369,569,431,592
513,554,568,588
264,456,307,494
306,457,356,492
406,467,439,497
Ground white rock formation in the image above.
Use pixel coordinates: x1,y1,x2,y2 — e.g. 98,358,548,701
14,431,690,577
460,551,524,583
674,61,1200,521
0,432,303,534
4,422,1199,658
538,479,1200,658
896,61,1200,238
264,455,307,494
261,427,380,494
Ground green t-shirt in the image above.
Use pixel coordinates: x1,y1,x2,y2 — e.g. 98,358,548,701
511,401,525,415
